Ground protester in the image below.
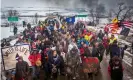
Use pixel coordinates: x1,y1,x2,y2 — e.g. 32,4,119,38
80,43,91,61
23,21,26,27
28,49,41,80
109,34,117,45
15,56,29,80
27,23,31,30
1,39,10,47
92,42,101,58
110,40,120,59
102,35,110,56
13,26,18,35
104,26,109,36
108,56,124,80
119,44,127,59
98,30,104,40
3,16,130,80
48,50,61,80
66,47,80,80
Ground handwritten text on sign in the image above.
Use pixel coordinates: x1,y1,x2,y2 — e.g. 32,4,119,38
83,57,99,73
2,44,30,70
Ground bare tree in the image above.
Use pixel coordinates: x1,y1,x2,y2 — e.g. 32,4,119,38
7,10,19,17
108,10,113,22
95,3,106,25
112,2,133,21
90,9,95,26
35,13,38,24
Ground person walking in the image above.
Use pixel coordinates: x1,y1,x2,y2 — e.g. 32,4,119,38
15,56,29,80
13,26,18,35
28,49,41,80
48,50,61,80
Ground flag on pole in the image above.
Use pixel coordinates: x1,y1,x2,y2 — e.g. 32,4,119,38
66,16,75,24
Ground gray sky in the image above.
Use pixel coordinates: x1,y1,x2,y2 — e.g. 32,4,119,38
1,0,133,10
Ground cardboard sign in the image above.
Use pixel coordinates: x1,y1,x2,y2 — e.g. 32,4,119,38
83,57,99,73
1,44,30,70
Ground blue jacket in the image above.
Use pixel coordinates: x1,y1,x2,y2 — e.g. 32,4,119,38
49,25,54,31
110,44,120,57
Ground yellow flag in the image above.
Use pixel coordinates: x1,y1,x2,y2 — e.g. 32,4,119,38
112,18,118,23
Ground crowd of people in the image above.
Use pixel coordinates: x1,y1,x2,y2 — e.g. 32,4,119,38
2,18,132,80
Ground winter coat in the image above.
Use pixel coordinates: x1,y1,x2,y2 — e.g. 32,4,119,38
15,61,29,79
98,32,104,40
102,37,109,48
66,48,80,67
110,44,120,58
92,47,100,57
98,43,105,57
108,63,124,80
80,47,91,61
28,53,41,66
104,26,109,33
48,54,61,69
109,37,117,44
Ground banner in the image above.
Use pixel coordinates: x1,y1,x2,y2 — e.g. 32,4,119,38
1,44,30,70
83,57,99,73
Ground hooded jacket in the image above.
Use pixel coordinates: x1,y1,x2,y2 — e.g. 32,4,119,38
28,53,41,66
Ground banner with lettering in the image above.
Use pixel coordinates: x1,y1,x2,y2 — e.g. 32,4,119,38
1,44,30,70
83,57,99,73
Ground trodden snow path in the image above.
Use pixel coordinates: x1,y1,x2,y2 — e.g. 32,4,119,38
1,25,36,40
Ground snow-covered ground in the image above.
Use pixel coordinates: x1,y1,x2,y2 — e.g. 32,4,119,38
1,26,25,40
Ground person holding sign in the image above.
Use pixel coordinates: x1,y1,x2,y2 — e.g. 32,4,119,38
28,49,41,80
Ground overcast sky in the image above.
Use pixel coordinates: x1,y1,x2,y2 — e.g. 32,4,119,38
1,0,133,10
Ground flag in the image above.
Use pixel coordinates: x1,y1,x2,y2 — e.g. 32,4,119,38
122,21,133,27
120,27,130,36
112,18,118,23
105,23,119,34
66,16,75,24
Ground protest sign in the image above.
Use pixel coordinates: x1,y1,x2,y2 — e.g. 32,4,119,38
83,57,99,73
1,44,30,70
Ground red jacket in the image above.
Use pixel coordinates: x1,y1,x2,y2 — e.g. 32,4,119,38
102,37,109,48
28,53,41,66
104,26,109,33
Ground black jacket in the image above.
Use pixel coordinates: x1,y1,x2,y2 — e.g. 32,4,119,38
15,61,29,79
110,63,123,80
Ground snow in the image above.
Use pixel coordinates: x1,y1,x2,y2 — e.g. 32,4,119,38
1,26,25,40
